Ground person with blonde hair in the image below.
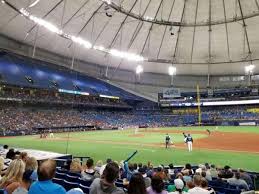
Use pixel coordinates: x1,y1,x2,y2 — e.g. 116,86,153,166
19,152,28,163
0,159,25,194
25,157,38,171
0,156,5,178
69,158,82,173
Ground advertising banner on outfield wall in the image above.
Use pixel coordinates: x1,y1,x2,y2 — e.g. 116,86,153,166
163,88,181,98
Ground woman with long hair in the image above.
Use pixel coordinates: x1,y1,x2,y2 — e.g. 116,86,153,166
128,173,146,194
0,159,25,194
147,175,167,194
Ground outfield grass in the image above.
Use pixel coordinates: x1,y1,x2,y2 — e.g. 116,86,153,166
1,126,259,171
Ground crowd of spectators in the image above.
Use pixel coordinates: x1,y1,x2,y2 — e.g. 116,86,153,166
0,87,130,108
0,145,255,194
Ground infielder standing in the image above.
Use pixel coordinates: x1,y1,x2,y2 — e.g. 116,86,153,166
165,133,171,149
186,134,193,152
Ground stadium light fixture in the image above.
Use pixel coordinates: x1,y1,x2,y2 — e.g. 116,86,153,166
168,66,176,76
136,65,143,74
245,64,255,74
28,0,40,7
18,7,144,62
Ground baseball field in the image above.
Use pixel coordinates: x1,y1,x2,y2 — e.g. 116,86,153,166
1,126,259,171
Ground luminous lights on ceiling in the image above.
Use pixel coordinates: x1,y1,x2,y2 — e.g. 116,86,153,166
245,64,255,74
168,66,176,76
19,8,144,62
136,65,143,74
28,0,40,8
1,0,5,4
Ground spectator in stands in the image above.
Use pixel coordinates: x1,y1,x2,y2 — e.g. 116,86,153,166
28,159,66,194
0,156,5,176
81,158,95,181
188,175,209,194
182,170,192,183
155,167,167,181
69,159,82,174
19,152,28,163
200,178,215,194
94,160,103,175
0,145,9,156
168,173,188,193
168,178,189,194
127,173,146,194
239,169,253,187
90,162,124,194
186,182,195,190
147,175,167,194
138,167,151,188
209,165,218,178
133,163,138,173
13,169,37,194
25,157,38,171
6,149,16,161
182,164,194,176
99,158,112,176
227,172,249,190
220,165,233,179
168,164,175,177
0,159,25,194
138,163,143,169
124,162,134,181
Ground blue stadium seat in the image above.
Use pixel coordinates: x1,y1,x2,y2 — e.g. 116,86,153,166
79,184,90,194
63,180,79,191
55,172,66,179
53,178,65,187
65,174,81,183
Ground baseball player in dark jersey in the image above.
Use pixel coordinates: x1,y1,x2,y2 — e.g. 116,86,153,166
165,134,171,149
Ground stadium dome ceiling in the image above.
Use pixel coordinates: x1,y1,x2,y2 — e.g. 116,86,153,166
0,0,259,75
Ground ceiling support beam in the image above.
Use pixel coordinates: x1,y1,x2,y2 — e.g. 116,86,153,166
106,0,138,51
222,0,231,61
156,0,176,59
100,0,259,27
140,0,164,55
190,0,199,63
237,0,252,55
254,0,259,11
26,0,64,35
207,0,212,87
63,0,91,28
172,0,187,62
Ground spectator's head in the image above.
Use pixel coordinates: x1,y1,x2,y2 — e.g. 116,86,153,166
211,164,216,169
133,163,138,170
205,163,210,169
3,145,8,149
128,163,134,171
19,152,28,162
25,157,38,171
21,169,38,189
70,159,82,173
96,160,103,167
186,181,195,189
224,165,231,170
174,178,184,192
169,163,174,169
86,158,94,169
182,169,189,176
102,162,119,183
235,172,241,179
200,178,208,189
151,175,164,193
193,174,202,186
176,173,183,180
185,163,192,170
127,173,146,194
106,158,112,164
6,149,16,160
138,163,142,168
201,171,206,178
0,159,25,187
37,159,56,181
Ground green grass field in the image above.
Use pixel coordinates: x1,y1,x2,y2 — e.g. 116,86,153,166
1,126,259,171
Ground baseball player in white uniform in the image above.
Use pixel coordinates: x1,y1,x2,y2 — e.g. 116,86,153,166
186,134,193,152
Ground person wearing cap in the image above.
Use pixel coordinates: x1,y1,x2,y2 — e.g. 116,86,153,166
13,169,38,194
167,175,189,193
168,179,189,194
138,167,151,188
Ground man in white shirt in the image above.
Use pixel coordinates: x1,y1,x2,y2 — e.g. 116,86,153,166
188,175,210,194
